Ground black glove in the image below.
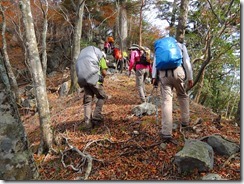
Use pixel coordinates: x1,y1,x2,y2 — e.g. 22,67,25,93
98,75,104,83
152,77,159,87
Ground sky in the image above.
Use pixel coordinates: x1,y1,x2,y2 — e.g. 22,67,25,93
144,3,170,36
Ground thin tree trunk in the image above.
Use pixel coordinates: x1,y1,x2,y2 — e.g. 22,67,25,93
118,0,128,51
0,53,39,180
194,70,205,103
176,0,189,43
139,0,144,46
128,16,132,46
0,4,21,104
70,0,85,93
19,0,53,154
39,0,49,81
228,91,239,119
235,99,240,126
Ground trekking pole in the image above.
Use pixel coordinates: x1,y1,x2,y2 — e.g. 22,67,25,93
146,86,159,124
146,87,155,103
154,86,159,124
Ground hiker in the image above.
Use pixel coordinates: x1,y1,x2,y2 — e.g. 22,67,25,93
122,50,129,70
104,41,110,54
128,44,151,103
76,46,108,129
152,37,193,144
113,47,126,73
107,36,115,51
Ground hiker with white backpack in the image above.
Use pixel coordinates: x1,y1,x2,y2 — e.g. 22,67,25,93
76,46,108,130
152,36,193,144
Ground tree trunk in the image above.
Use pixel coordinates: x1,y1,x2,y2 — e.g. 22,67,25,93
0,4,21,104
176,0,189,43
0,53,39,180
235,99,240,126
19,0,53,154
169,0,178,36
70,0,85,94
40,0,49,81
194,70,205,103
118,0,128,51
139,0,144,46
128,16,132,46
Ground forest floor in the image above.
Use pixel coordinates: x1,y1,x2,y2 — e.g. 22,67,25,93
20,70,240,181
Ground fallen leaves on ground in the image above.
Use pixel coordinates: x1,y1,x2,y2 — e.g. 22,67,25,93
21,71,240,181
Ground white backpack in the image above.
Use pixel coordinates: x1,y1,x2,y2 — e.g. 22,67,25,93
76,46,103,87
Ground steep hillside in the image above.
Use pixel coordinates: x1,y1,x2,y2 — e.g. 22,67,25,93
20,70,240,180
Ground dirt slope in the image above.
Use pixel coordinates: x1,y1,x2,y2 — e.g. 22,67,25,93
21,71,240,180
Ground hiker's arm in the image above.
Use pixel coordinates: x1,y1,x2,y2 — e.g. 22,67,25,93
100,57,108,78
101,69,107,78
151,57,157,79
188,80,193,88
182,44,193,81
128,51,136,72
151,57,159,86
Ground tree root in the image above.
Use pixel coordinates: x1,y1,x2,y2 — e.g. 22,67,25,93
60,136,104,180
119,142,161,156
222,152,240,168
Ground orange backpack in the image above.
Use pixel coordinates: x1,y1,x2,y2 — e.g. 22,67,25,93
113,48,122,60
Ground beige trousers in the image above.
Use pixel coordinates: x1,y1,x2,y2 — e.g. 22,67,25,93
159,66,190,136
136,68,149,102
83,83,107,124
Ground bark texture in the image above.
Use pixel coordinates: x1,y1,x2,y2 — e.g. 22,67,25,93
19,0,53,153
0,54,39,180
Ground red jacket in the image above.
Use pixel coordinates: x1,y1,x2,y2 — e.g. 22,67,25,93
113,48,122,60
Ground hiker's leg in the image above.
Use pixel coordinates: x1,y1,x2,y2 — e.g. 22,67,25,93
136,69,146,102
83,86,94,126
142,69,149,96
173,66,190,124
92,84,107,121
159,70,173,136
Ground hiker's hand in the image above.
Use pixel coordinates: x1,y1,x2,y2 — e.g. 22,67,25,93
188,80,193,88
152,78,158,87
128,71,131,77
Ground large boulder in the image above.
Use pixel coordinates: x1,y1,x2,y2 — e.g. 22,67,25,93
174,139,214,173
206,135,240,156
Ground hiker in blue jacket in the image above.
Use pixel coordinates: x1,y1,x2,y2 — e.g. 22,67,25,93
152,38,193,144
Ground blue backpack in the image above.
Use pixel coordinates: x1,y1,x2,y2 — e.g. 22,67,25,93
154,36,183,70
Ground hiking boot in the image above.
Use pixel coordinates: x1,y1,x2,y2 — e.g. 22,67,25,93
181,122,194,131
80,120,93,130
180,123,194,131
92,116,104,123
181,122,189,127
159,133,178,145
91,119,103,128
91,116,104,128
162,137,178,145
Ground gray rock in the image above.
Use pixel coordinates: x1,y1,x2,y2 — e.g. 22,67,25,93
202,173,223,180
131,102,156,117
58,81,70,97
207,135,240,156
174,139,214,173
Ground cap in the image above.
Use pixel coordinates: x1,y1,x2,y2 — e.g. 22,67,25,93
128,44,140,50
